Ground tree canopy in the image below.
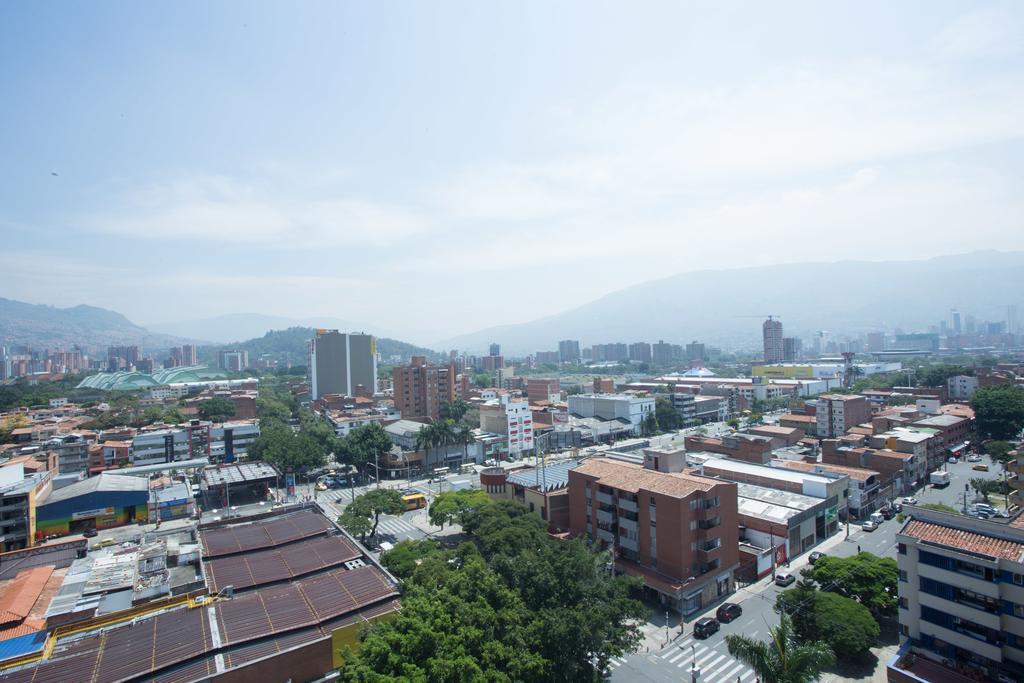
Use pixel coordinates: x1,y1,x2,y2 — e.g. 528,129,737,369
340,500,646,681
971,385,1024,440
916,364,972,388
247,421,326,473
429,488,493,529
800,552,898,618
340,489,407,541
777,588,879,659
197,396,236,422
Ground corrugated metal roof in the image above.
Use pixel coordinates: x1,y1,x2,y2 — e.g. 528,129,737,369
507,460,580,492
0,630,47,663
42,472,148,505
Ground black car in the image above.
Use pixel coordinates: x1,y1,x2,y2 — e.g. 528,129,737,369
808,551,825,564
82,528,98,538
693,617,720,638
879,507,896,520
716,603,742,623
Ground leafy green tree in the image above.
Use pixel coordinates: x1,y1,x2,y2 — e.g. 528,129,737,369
641,412,659,436
439,399,471,423
917,364,972,388
800,552,898,617
654,396,683,431
473,372,492,388
341,501,646,681
338,507,372,542
778,589,879,658
984,440,1015,463
725,613,835,683
429,489,492,529
256,396,291,424
340,555,548,681
971,385,1024,439
348,488,406,538
379,539,445,579
415,419,457,469
197,396,237,422
248,422,325,473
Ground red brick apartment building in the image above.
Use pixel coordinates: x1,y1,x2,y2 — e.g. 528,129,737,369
568,459,739,616
684,434,773,464
391,356,455,421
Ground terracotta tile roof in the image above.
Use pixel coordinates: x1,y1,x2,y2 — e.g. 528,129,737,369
780,414,816,423
775,459,879,482
0,618,46,642
573,458,720,498
902,520,1024,562
0,566,53,626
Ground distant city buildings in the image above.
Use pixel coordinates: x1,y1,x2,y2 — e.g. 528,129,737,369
309,330,377,400
558,339,580,362
218,349,250,372
762,316,784,363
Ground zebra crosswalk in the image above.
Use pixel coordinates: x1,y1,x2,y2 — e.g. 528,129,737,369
660,637,756,682
603,655,629,673
375,517,418,536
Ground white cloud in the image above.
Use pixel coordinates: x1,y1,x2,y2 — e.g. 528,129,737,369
932,5,1024,59
86,174,430,247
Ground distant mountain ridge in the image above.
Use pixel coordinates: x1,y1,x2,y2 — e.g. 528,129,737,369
0,297,194,351
203,327,441,365
0,297,438,362
146,313,370,345
437,250,1024,355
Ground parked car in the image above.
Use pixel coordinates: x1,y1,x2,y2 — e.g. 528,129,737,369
82,528,98,538
716,603,742,623
892,503,903,513
861,520,879,532
967,454,982,463
880,507,896,520
808,551,825,564
775,572,796,587
902,497,919,506
693,617,720,638
948,456,958,464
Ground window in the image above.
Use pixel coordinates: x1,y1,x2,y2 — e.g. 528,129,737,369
899,570,908,583
649,519,656,528
898,543,906,555
650,496,656,506
899,597,908,610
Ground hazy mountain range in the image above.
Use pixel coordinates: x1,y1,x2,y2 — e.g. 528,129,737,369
0,298,193,351
144,313,365,345
436,251,1024,355
5,251,1022,357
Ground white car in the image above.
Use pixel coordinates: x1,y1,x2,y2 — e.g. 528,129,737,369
967,454,982,463
861,521,879,532
902,497,919,506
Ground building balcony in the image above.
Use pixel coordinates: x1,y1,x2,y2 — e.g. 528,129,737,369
619,535,638,551
619,517,638,535
618,497,638,513
919,592,1001,632
596,528,615,544
596,491,615,506
918,622,1002,665
597,509,615,525
918,563,999,601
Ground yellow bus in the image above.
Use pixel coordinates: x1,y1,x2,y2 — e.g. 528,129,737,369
402,493,428,511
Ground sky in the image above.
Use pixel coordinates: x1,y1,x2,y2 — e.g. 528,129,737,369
1,1,1023,345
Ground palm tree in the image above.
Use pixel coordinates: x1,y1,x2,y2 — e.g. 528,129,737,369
725,613,834,683
415,420,458,471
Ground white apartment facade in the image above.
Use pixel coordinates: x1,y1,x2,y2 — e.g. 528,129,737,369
568,394,656,435
896,507,1024,681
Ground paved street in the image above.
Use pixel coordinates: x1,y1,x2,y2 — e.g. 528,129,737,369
611,448,1006,682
